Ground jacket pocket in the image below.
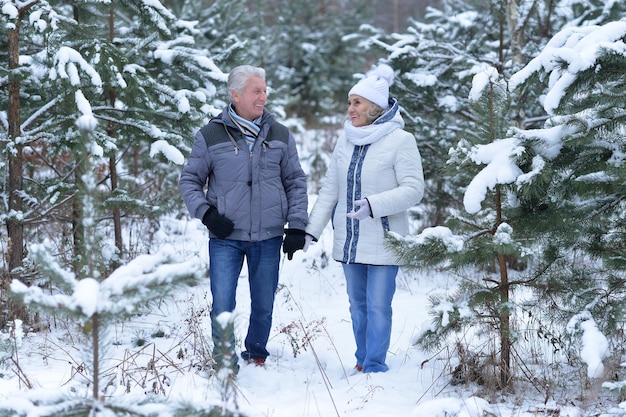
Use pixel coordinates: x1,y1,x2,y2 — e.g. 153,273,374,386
260,145,282,173
381,216,390,232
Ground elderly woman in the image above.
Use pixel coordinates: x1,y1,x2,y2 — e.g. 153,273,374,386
305,64,424,373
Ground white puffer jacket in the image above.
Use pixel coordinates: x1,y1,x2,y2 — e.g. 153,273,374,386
306,101,424,265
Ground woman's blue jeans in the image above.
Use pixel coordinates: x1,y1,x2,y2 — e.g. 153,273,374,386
342,263,398,373
209,237,282,362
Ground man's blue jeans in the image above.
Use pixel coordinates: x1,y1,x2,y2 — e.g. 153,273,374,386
342,263,398,373
209,237,282,362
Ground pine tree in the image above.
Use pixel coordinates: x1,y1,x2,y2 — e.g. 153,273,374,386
553,0,626,28
246,0,375,126
2,124,239,416
0,0,229,294
388,4,626,389
391,68,526,388
178,0,254,68
1,0,83,325
68,0,228,264
360,0,500,228
508,20,626,355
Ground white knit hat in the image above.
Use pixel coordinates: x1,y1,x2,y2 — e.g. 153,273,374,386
348,64,395,109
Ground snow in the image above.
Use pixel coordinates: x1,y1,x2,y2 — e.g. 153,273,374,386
141,0,175,20
50,46,103,88
409,225,463,252
150,139,185,165
0,8,623,417
468,65,499,102
404,71,437,87
463,138,524,214
1,3,18,20
73,278,100,317
412,396,493,417
28,9,47,32
438,95,459,112
449,11,479,29
567,312,610,379
75,89,98,132
493,222,513,245
0,205,611,416
153,48,177,65
509,21,626,115
579,318,609,379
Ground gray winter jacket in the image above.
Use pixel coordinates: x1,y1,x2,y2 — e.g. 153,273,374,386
179,108,308,241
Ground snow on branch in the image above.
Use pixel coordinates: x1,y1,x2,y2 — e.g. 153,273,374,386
509,21,626,115
10,244,204,321
566,311,609,379
413,226,464,252
50,46,102,88
150,139,185,165
468,65,499,102
139,0,175,35
463,138,524,214
75,89,98,132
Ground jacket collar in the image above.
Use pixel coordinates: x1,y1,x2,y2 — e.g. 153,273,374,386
217,106,274,129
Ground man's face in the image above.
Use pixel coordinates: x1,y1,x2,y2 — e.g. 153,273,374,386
232,76,267,121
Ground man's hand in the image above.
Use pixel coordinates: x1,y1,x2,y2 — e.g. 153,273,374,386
282,229,306,260
202,206,234,238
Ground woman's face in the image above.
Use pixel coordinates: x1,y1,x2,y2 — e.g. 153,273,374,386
347,95,374,127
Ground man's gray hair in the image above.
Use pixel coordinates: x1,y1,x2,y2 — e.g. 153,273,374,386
228,65,266,98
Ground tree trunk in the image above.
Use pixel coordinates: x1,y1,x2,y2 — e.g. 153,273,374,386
72,157,86,275
506,0,525,66
108,6,123,266
498,251,511,387
494,185,511,387
5,12,29,326
92,312,100,400
109,152,122,264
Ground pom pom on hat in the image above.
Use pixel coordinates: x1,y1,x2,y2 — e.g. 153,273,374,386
348,64,395,109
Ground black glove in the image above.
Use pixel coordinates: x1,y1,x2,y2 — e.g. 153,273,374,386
202,206,234,239
282,229,306,260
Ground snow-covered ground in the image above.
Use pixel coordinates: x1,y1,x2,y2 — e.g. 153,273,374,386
0,203,617,417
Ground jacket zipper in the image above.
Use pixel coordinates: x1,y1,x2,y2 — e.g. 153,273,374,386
346,145,364,263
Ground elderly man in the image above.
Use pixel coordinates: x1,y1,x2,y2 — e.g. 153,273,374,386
179,65,308,370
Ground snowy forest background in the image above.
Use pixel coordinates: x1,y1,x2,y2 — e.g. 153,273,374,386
2,0,626,416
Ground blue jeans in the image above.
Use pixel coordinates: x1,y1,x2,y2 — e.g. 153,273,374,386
342,263,398,373
209,237,282,362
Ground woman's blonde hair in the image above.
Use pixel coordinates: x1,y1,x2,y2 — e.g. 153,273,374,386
366,104,385,123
